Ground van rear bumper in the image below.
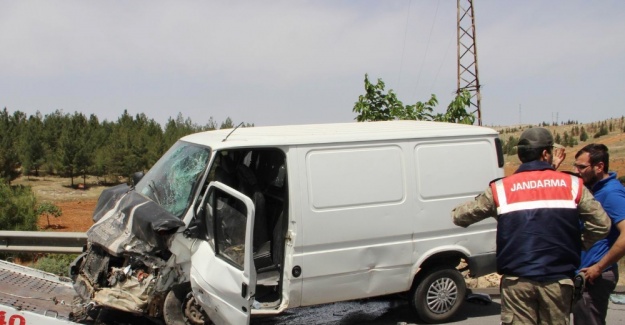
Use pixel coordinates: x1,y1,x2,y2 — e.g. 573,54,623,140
466,252,497,278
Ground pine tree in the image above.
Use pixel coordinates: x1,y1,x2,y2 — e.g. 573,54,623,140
580,126,589,142
0,108,21,183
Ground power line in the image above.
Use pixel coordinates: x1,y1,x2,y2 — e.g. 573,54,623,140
413,0,441,100
396,0,413,87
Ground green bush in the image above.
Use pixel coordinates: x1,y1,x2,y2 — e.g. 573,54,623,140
37,201,62,229
0,182,38,230
32,254,78,276
618,176,625,185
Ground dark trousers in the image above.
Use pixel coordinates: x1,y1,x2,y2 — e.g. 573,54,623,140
573,266,619,325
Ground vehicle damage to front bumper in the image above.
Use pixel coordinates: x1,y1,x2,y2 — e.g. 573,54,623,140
70,184,186,318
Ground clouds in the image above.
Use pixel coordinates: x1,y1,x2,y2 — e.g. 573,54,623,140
1,0,624,127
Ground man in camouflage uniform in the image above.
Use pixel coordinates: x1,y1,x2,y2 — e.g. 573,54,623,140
452,127,610,325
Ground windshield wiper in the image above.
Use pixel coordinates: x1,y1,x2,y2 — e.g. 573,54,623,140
147,180,162,205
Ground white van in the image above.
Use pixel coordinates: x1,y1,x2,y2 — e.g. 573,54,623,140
72,121,504,324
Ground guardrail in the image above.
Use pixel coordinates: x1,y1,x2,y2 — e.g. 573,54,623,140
0,231,87,254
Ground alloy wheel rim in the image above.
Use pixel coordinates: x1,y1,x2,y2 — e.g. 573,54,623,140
426,277,458,314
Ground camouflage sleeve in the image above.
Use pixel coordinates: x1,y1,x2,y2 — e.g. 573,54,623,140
451,186,498,228
578,186,611,250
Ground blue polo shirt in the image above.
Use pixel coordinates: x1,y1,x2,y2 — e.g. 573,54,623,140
579,172,625,271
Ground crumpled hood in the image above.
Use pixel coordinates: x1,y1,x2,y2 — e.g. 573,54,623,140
87,184,186,256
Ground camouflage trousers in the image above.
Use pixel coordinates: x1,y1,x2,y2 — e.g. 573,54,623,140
500,275,574,325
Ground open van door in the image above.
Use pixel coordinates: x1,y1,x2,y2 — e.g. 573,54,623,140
189,182,257,325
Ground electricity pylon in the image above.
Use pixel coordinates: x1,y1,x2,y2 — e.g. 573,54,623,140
457,0,482,125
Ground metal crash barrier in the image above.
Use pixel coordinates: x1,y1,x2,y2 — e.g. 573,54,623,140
0,231,87,254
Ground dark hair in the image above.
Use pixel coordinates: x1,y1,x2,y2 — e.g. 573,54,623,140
575,144,609,172
518,146,552,163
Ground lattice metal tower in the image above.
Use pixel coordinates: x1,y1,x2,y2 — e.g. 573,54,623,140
457,0,482,125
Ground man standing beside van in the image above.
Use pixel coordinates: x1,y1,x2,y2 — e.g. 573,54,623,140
451,127,610,325
571,144,625,325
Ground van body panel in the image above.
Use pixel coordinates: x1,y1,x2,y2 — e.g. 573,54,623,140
297,142,415,306
181,121,499,149
306,145,405,209
413,139,500,200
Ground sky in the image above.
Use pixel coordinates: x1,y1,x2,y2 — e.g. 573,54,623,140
1,0,624,128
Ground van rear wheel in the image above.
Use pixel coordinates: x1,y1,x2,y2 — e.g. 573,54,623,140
411,267,466,323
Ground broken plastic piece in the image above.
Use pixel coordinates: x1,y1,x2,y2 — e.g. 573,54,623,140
466,292,492,305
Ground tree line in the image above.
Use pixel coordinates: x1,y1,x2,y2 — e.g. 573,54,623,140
499,119,625,156
0,108,251,185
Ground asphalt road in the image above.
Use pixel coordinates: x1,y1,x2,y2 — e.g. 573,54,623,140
80,289,625,324
250,290,625,325
250,293,499,325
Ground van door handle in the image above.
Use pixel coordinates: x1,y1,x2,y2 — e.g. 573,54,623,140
242,283,248,297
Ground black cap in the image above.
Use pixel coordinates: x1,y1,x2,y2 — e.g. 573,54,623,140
517,127,562,149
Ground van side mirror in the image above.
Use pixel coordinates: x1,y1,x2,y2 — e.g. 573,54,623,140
132,172,144,186
184,207,208,240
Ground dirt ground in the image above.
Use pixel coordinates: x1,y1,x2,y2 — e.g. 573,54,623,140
36,199,98,231
14,175,106,232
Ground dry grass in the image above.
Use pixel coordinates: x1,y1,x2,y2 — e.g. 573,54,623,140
13,175,107,202
13,175,107,232
497,121,625,178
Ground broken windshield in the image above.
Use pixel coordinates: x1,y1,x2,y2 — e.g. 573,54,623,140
135,141,211,219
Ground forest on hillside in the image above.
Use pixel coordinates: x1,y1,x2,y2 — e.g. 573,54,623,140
0,108,251,185
3,107,625,186
497,118,625,156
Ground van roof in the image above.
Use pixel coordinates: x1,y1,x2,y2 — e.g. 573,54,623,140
181,120,498,149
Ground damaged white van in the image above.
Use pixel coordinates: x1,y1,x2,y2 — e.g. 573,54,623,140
71,120,504,324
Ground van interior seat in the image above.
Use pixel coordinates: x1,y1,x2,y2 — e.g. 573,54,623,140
235,164,270,255
214,166,236,188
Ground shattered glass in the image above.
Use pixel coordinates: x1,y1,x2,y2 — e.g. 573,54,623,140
135,141,211,219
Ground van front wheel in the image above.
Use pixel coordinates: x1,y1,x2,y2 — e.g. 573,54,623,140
163,284,212,325
411,267,466,323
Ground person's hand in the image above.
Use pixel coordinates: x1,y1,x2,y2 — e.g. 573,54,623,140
580,264,602,284
552,146,566,170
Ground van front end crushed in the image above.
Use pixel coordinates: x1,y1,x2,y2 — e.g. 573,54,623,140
71,245,184,318
70,184,189,321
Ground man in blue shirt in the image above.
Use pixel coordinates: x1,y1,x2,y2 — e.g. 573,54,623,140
573,144,625,325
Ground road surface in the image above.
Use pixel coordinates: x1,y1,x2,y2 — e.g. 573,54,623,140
250,289,625,325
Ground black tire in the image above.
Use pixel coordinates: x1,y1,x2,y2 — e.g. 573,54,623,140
163,284,212,325
410,267,466,323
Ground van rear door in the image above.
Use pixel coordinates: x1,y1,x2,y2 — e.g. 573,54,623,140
189,182,257,325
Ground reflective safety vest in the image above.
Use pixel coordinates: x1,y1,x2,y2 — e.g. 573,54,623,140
490,169,583,282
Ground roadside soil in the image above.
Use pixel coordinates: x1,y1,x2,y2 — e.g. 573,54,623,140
13,175,106,232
